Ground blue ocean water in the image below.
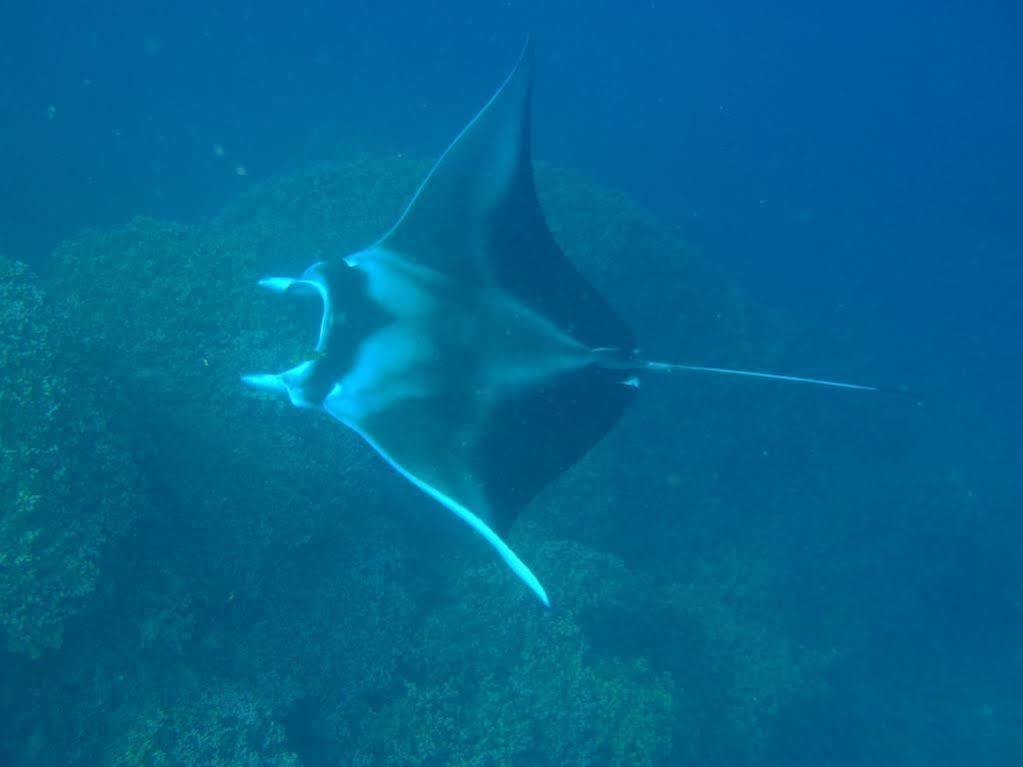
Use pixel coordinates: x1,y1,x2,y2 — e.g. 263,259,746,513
2,2,1020,765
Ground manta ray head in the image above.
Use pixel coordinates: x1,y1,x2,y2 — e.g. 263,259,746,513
238,38,881,609
242,256,387,410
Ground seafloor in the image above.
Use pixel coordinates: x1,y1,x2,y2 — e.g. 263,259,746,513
1,156,1013,766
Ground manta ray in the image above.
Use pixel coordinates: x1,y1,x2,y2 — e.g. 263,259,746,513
243,40,876,606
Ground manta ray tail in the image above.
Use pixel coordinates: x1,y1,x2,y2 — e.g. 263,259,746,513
642,361,880,392
592,347,881,392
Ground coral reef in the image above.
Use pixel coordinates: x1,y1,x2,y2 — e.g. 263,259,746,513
104,675,298,767
3,154,951,767
0,257,140,657
357,538,675,767
47,215,370,602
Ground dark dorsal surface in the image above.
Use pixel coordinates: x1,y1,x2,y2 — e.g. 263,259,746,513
374,40,636,533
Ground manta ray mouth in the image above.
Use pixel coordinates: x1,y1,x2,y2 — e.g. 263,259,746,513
242,272,336,408
257,273,333,354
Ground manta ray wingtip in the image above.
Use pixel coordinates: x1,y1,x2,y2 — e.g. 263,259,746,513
511,557,550,608
537,586,551,609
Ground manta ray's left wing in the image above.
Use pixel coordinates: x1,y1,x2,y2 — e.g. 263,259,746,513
377,39,635,352
325,383,552,606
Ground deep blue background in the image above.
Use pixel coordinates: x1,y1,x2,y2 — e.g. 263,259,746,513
4,0,1018,516
2,1,1020,760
